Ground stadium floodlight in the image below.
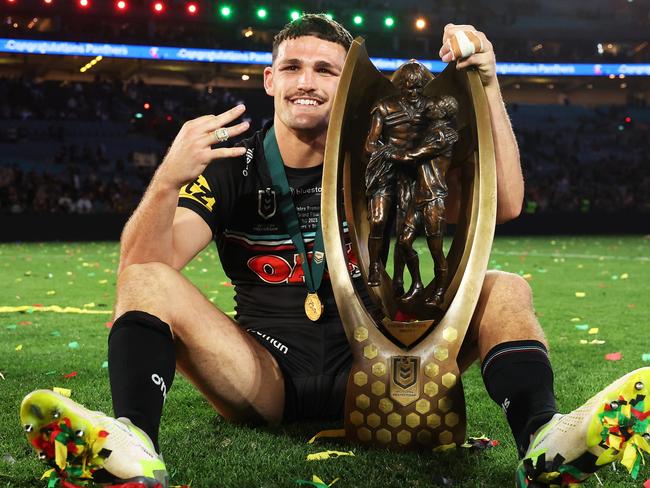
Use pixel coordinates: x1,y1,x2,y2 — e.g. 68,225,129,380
44,0,54,4
353,14,363,25
115,0,127,11
78,0,90,8
152,1,164,13
384,16,394,27
220,5,232,17
289,10,300,21
415,17,426,30
135,113,143,119
186,2,198,14
256,7,267,19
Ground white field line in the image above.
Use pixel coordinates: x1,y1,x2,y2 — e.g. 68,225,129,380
490,250,650,261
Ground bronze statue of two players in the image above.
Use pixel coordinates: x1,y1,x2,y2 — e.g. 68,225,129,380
365,60,459,313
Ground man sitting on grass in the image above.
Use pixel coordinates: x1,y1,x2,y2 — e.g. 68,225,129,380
20,14,649,488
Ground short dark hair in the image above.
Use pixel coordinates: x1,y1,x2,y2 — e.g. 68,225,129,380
272,13,353,62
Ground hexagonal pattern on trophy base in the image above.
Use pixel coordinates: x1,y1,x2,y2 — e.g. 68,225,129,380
344,351,467,450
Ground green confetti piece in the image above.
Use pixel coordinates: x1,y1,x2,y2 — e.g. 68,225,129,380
642,354,650,362
575,324,589,331
45,371,57,375
51,331,61,337
68,341,80,349
101,361,108,369
5,324,17,330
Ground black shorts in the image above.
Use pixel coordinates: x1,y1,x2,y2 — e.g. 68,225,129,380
242,314,352,423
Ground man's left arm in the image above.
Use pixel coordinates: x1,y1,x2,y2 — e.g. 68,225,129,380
440,24,523,223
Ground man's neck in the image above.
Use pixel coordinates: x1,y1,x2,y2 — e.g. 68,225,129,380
273,117,325,169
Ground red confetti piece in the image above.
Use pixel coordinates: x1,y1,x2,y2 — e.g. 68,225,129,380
628,303,637,309
63,371,78,378
19,321,32,325
605,352,622,361
394,310,417,322
105,321,113,328
33,304,44,308
643,479,650,488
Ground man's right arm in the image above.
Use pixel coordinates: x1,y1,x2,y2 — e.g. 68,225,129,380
118,106,249,274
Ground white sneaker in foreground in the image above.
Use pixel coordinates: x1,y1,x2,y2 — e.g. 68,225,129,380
20,389,169,488
515,367,650,487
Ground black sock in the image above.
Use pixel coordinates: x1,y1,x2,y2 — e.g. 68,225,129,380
108,310,176,452
481,340,558,458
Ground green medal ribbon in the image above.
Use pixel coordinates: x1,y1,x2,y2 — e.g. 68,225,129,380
263,126,326,298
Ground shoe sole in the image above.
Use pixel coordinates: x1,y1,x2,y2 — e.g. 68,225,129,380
516,367,650,487
21,389,164,488
585,367,650,470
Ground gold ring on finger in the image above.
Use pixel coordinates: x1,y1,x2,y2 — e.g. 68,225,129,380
214,127,229,143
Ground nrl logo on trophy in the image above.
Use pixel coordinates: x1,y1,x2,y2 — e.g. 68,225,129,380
322,38,497,449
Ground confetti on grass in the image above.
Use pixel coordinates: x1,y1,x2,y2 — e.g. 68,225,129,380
605,352,622,361
575,292,586,298
0,305,111,315
296,475,339,487
307,451,354,461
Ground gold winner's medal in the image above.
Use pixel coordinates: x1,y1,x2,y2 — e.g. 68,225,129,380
304,292,324,321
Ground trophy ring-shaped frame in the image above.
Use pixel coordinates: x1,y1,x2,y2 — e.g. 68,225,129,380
322,37,497,450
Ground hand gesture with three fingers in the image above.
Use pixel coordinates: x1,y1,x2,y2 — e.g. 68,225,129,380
158,104,250,188
439,23,496,88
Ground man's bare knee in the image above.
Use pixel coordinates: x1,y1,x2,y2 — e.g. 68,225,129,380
115,262,178,321
483,270,533,312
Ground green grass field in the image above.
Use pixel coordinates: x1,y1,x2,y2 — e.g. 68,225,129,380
1,236,649,487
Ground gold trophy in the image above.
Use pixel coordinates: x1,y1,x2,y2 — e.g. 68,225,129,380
321,38,497,449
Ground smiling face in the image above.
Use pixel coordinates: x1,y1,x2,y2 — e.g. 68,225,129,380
263,35,347,136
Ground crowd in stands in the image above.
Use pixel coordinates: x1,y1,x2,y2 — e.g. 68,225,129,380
1,76,648,216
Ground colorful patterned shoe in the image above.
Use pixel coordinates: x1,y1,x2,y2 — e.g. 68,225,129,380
21,389,169,488
515,367,650,487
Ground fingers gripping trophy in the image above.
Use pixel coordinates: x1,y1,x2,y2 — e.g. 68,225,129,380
321,29,497,450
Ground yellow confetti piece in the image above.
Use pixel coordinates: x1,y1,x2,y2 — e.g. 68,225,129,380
15,344,23,351
588,328,599,334
522,273,532,280
620,273,629,280
433,443,457,452
98,280,108,284
590,339,606,345
580,340,588,344
575,292,586,298
53,387,72,397
308,429,346,444
0,305,112,315
307,450,355,461
83,302,96,308
54,439,67,470
570,317,581,322
312,475,339,487
46,290,56,295
40,468,56,481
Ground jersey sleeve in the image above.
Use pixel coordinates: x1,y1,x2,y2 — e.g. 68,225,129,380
177,143,248,236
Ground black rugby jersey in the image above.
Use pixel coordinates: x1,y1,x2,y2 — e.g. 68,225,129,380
177,125,366,328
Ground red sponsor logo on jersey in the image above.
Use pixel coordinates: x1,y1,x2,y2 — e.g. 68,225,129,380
248,243,360,284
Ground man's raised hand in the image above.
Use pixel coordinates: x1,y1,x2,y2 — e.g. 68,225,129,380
439,24,497,88
158,104,249,188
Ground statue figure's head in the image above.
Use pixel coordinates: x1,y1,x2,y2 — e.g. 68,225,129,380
392,60,433,103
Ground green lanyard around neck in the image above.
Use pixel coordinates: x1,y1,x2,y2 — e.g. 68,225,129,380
263,126,326,294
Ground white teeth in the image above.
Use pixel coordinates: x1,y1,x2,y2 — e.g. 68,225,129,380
293,99,319,106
